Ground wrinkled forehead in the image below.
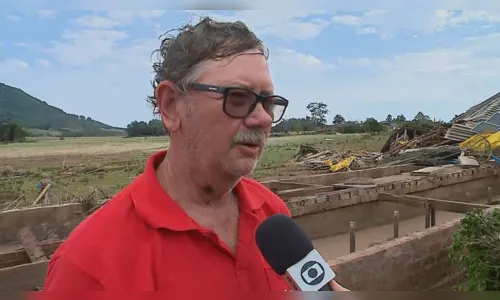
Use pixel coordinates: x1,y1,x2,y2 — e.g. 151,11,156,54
198,50,275,94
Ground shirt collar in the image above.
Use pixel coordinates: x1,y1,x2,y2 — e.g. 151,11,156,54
131,150,266,231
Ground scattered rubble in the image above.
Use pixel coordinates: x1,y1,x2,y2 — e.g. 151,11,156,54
0,166,32,180
291,144,380,172
381,126,452,157
290,121,500,173
379,145,462,167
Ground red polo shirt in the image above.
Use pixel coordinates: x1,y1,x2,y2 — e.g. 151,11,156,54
43,150,292,291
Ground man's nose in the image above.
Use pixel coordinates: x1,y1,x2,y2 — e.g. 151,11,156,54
244,102,273,128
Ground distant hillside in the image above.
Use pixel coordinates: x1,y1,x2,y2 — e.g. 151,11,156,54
0,83,125,136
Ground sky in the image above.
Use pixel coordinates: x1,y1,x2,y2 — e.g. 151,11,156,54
1,3,500,128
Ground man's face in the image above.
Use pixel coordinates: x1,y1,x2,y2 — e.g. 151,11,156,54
181,49,275,177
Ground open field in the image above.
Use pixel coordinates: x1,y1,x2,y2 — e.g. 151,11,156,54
0,133,388,208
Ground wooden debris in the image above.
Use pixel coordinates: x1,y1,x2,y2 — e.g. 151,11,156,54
290,144,380,171
17,227,48,262
410,165,458,176
32,183,52,206
458,155,480,167
382,126,451,157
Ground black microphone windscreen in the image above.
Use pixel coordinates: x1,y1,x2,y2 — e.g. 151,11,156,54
255,213,314,275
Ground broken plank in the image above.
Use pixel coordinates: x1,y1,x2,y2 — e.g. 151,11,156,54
378,192,492,214
410,165,455,176
17,227,48,262
459,155,480,168
32,183,52,206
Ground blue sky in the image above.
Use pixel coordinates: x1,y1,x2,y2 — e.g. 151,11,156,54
1,6,500,128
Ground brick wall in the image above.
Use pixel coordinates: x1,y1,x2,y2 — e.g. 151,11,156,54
268,164,420,186
328,217,465,291
295,200,423,240
286,165,497,218
0,261,48,290
0,241,61,269
415,175,500,203
0,204,84,244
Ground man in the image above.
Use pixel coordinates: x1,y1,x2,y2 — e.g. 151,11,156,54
43,17,348,291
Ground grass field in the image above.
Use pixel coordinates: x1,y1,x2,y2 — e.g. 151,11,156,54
0,133,388,209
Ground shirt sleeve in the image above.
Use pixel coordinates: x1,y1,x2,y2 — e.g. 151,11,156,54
43,256,104,291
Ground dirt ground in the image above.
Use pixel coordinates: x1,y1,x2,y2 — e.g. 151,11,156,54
314,211,464,260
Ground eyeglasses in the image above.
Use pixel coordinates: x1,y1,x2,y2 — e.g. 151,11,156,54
189,83,289,123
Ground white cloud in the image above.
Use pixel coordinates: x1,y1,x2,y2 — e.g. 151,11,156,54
337,57,371,68
73,15,123,29
1,59,29,69
197,10,331,40
37,10,57,19
0,11,163,127
357,26,377,35
272,48,337,71
6,14,22,22
72,10,167,29
1,8,500,127
331,9,500,37
35,59,51,68
42,10,169,67
43,29,130,66
273,31,500,121
106,10,167,21
331,15,361,26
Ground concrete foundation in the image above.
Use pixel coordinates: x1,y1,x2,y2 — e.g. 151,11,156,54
0,163,499,290
0,204,84,245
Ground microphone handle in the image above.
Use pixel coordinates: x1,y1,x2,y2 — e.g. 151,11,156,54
318,282,334,291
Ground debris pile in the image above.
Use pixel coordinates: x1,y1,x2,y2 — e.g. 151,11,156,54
379,145,462,167
0,166,32,180
445,92,500,142
290,144,380,172
1,179,109,211
290,121,500,173
381,126,451,156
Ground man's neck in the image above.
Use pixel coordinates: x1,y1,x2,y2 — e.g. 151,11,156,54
156,147,241,208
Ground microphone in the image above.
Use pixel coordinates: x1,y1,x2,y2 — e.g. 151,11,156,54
255,213,336,291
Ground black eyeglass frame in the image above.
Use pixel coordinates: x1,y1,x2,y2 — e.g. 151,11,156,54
189,83,289,123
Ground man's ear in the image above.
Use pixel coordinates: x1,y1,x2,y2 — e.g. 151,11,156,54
156,81,181,133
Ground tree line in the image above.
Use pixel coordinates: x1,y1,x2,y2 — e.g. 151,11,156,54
0,123,28,143
125,101,445,137
125,119,166,137
2,100,446,143
272,102,444,135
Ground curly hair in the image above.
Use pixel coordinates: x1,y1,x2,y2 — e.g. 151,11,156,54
147,16,268,115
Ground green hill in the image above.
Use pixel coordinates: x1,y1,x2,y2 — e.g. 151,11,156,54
0,83,125,137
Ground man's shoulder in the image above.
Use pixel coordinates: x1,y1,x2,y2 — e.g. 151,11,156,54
240,177,289,216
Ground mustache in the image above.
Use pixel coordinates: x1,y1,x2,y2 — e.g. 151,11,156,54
233,130,267,145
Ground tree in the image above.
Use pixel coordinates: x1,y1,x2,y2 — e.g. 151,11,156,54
0,123,28,143
332,114,346,125
306,102,329,126
395,114,407,122
126,119,166,137
363,118,384,133
386,114,393,122
413,111,430,121
336,121,365,134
